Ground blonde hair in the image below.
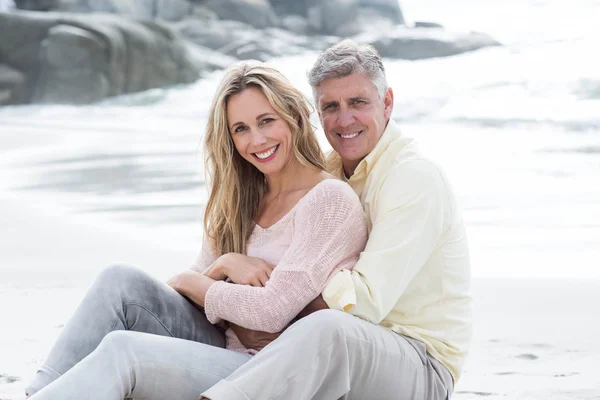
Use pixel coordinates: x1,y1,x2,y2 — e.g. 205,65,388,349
203,62,326,257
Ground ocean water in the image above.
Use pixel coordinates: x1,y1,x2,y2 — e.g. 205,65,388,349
2,0,598,279
0,0,599,398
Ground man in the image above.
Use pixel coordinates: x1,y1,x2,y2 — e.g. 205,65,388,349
202,40,472,400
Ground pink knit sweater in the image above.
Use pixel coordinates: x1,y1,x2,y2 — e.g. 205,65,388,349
191,179,367,353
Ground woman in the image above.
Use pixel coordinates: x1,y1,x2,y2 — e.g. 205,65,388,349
26,62,367,400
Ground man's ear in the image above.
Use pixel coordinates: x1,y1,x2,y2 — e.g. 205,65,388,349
383,87,394,119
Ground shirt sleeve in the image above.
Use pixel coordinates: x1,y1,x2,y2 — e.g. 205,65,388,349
203,180,368,333
322,160,450,323
189,236,217,274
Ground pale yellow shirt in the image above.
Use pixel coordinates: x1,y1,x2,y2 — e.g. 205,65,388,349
323,119,473,384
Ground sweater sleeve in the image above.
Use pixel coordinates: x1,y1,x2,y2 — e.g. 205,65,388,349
189,236,217,274
203,180,368,332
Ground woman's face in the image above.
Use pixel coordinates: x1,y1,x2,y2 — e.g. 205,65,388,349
227,87,294,176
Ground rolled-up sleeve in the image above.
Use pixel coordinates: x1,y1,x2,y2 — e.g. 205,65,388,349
322,160,450,324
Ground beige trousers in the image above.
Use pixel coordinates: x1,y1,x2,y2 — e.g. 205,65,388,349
203,309,453,400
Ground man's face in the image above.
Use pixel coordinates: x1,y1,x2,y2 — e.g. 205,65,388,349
316,72,393,175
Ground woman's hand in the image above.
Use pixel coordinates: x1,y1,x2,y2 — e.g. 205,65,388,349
208,253,275,287
167,270,214,307
167,269,199,294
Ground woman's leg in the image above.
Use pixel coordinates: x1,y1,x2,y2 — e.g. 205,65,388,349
26,264,225,396
28,331,251,400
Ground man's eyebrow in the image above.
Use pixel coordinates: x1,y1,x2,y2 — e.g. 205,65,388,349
320,100,338,109
349,96,367,102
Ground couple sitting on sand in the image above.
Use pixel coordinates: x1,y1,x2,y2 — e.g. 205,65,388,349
25,40,472,400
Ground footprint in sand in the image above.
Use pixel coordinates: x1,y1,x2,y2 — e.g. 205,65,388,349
455,391,496,397
529,343,552,349
554,372,580,377
515,353,539,360
0,373,20,384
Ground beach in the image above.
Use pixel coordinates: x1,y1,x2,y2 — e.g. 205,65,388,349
1,0,600,397
1,197,598,399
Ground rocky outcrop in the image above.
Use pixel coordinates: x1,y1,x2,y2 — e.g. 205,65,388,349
0,11,201,104
358,27,502,60
1,1,502,105
0,64,26,105
202,0,277,29
175,19,331,61
359,0,404,24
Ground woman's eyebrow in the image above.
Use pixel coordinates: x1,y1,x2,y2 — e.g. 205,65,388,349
255,112,276,120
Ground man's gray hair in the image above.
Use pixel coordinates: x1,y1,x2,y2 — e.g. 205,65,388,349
307,39,388,100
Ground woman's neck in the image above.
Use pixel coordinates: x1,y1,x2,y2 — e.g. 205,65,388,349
265,159,317,195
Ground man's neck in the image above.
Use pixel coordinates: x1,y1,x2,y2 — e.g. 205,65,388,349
342,160,360,179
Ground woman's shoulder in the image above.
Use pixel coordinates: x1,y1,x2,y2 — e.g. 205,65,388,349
299,177,361,211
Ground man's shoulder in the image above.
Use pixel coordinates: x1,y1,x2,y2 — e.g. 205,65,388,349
375,142,447,189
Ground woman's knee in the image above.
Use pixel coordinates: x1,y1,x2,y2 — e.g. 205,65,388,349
97,264,145,284
93,264,154,295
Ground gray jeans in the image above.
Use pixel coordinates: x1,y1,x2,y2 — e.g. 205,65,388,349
28,265,453,400
27,264,251,399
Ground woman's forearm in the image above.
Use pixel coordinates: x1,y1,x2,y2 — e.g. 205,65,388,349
169,270,216,308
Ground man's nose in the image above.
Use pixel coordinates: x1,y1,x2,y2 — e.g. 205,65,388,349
337,108,355,128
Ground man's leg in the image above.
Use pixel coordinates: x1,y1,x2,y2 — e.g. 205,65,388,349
28,331,251,400
202,309,452,400
26,264,225,395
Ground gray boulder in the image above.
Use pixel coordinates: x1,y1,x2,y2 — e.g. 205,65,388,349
280,14,309,35
202,0,276,29
414,21,444,29
0,10,203,105
268,0,401,36
268,0,308,17
308,0,360,37
184,41,238,71
358,27,501,60
14,0,60,11
0,64,26,104
175,19,256,51
58,0,194,21
177,18,311,61
358,0,404,24
0,0,15,11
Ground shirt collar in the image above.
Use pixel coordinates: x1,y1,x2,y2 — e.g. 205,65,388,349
352,119,402,179
326,119,403,181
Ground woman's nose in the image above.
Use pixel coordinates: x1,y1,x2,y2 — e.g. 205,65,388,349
251,130,268,146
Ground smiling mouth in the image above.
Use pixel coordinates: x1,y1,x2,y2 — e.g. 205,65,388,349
253,144,279,161
337,130,362,139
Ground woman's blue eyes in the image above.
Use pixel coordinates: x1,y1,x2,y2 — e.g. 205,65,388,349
233,118,274,133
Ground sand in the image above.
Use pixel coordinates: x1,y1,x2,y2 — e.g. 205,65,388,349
1,196,599,400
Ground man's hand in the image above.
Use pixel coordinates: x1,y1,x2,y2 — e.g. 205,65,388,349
229,323,282,351
297,295,330,319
